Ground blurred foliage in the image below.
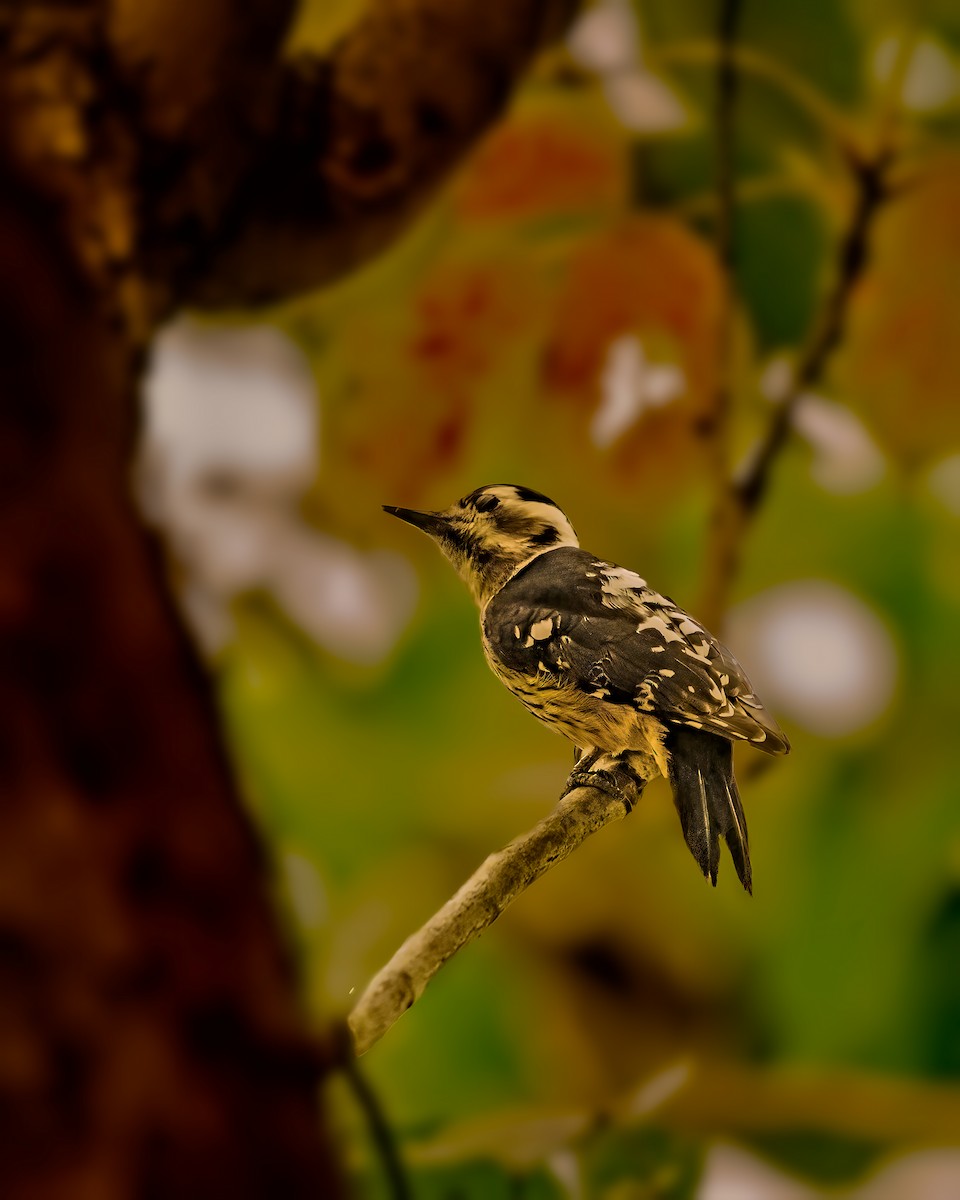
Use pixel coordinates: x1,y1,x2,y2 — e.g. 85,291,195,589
204,0,960,1194
744,1130,884,1186
350,1109,704,1199
835,152,960,466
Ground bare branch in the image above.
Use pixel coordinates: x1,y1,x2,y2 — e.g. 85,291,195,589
713,0,742,281
348,758,650,1057
697,147,892,627
737,151,891,507
701,0,742,596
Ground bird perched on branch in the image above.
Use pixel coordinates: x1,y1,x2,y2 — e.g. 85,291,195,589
384,485,789,892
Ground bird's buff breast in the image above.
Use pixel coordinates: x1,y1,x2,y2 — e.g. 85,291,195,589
481,641,669,775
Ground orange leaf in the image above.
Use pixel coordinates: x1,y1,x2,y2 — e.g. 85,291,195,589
541,215,725,491
453,91,625,225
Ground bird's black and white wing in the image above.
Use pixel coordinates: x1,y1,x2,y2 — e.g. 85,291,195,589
483,546,789,754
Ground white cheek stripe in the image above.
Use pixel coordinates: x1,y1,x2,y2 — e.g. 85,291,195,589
505,495,578,545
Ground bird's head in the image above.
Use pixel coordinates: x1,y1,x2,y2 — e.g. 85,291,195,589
384,484,579,606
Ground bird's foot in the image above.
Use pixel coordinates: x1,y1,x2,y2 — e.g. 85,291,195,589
563,766,636,813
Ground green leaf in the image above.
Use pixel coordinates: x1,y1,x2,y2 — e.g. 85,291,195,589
744,1130,885,1185
914,888,960,1078
638,0,862,107
739,0,863,108
733,192,828,349
355,1159,564,1200
636,0,862,210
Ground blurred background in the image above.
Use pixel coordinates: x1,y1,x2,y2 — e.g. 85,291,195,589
139,1,960,1195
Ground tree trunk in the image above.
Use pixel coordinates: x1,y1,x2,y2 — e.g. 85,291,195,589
0,158,341,1200
0,1,580,1194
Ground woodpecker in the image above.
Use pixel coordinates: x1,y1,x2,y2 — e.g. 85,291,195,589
384,484,789,892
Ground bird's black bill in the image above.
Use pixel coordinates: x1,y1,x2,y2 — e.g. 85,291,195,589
382,505,451,539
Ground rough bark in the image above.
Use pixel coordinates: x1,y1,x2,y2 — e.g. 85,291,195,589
185,0,581,306
0,0,581,1195
0,158,341,1200
1,0,579,332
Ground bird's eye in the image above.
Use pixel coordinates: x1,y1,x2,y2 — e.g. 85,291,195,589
474,494,500,513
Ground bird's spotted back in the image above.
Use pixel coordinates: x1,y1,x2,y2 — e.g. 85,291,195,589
482,546,789,754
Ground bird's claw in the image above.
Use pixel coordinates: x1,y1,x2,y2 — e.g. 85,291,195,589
563,767,635,812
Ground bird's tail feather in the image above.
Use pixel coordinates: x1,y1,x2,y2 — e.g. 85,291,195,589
665,726,752,893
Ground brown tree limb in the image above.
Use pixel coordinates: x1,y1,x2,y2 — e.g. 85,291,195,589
348,759,650,1057
106,0,297,143
3,1,582,330
185,0,582,307
697,147,892,628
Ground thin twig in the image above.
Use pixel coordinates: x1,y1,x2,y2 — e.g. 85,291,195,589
348,761,650,1056
703,0,742,565
341,1054,413,1200
738,150,889,507
714,0,741,281
697,146,891,627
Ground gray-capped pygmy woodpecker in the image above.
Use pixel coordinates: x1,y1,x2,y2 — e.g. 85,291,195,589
384,485,789,892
